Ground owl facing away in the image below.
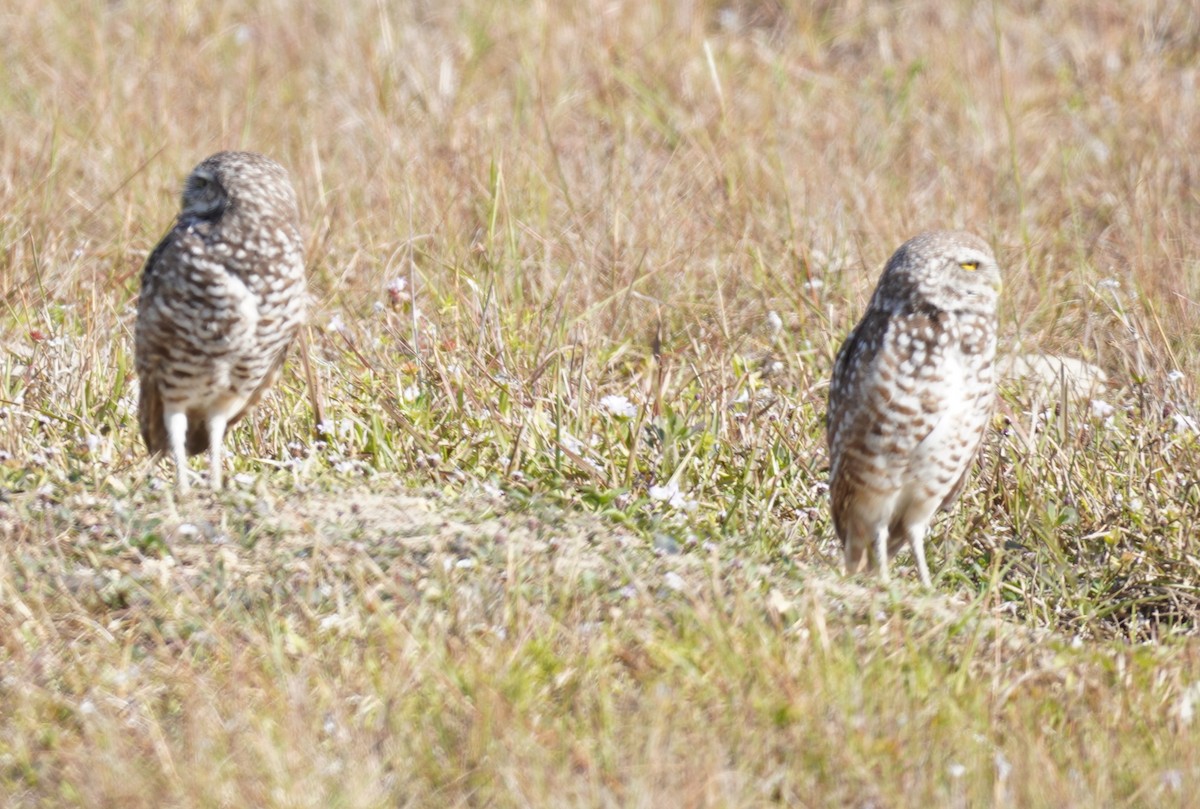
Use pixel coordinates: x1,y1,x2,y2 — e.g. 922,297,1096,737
135,151,306,494
826,230,1001,586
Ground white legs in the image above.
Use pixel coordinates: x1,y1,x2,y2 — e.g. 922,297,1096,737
907,524,933,589
874,525,891,584
844,520,935,589
161,409,230,494
165,409,190,495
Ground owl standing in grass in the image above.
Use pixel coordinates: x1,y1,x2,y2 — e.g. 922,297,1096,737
826,230,1001,586
135,151,306,494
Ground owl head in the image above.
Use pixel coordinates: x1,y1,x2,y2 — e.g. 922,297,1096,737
877,230,1001,314
180,151,299,225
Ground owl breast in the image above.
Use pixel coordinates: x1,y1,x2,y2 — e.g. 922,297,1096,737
830,307,995,530
901,327,995,516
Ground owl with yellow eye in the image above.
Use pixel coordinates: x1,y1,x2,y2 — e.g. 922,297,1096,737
826,230,1002,587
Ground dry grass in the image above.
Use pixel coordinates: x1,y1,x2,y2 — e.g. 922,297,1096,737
3,0,1200,804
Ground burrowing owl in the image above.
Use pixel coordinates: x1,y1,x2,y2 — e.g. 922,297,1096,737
827,230,1000,586
135,151,306,494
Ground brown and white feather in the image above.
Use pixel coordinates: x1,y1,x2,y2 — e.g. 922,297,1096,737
826,230,1000,586
135,151,306,493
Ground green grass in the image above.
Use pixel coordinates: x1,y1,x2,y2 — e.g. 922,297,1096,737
3,0,1200,804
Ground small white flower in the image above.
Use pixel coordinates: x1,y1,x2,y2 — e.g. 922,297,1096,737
1172,683,1200,727
649,482,679,502
327,314,346,334
372,301,385,314
803,278,825,291
400,384,420,403
1172,413,1199,434
317,419,335,436
766,310,783,335
649,481,697,511
560,433,584,455
600,394,637,418
1168,370,1185,383
333,460,358,474
947,763,966,779
1090,399,1115,419
1162,770,1183,793
319,613,350,632
663,571,686,592
386,276,407,294
994,752,1012,781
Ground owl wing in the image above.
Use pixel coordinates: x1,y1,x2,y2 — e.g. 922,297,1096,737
225,337,294,430
134,228,182,456
224,255,306,430
827,307,891,450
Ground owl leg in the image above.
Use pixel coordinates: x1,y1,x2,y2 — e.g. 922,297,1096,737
902,523,933,588
874,524,890,583
207,413,228,491
164,408,190,495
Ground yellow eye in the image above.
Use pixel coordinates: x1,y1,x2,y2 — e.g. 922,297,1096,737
959,261,979,271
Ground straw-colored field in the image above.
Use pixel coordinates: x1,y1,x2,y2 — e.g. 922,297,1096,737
3,1,1200,805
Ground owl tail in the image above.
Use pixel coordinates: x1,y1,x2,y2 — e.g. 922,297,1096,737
138,381,166,456
185,420,210,456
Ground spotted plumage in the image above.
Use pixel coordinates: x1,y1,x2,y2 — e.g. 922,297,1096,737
827,230,1001,586
135,151,306,494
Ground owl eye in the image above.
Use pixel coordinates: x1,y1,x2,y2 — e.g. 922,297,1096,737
959,261,979,271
